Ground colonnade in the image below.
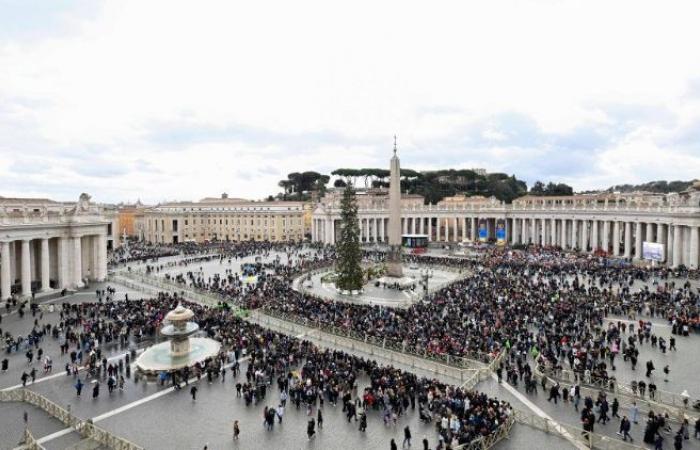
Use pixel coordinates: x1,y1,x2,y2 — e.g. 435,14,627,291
0,234,107,301
312,214,700,268
508,217,699,268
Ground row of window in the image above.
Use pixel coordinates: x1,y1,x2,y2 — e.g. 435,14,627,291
148,217,302,230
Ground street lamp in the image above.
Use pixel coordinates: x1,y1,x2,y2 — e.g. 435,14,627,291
419,267,434,293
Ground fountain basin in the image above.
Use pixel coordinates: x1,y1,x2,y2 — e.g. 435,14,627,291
135,337,221,374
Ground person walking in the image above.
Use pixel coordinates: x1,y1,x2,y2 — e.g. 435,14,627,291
190,385,198,401
92,381,100,399
663,365,670,383
276,404,284,424
75,379,83,397
233,420,239,440
307,417,316,440
630,402,639,424
391,439,398,450
403,425,412,448
646,360,655,377
674,431,683,450
359,412,367,432
317,408,323,429
548,383,560,404
618,416,633,442
612,398,620,418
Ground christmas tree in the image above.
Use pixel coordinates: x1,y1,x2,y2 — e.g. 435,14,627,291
335,182,363,291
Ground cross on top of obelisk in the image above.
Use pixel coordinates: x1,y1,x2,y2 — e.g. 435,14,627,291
393,135,397,155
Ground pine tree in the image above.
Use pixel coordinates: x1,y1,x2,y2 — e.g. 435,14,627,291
336,182,363,291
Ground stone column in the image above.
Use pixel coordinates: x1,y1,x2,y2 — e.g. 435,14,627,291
560,220,567,248
365,218,370,242
646,223,654,243
612,221,620,256
1,241,11,300
549,218,556,246
96,234,107,281
57,237,68,289
602,221,610,254
436,218,441,242
462,217,467,241
624,222,632,258
591,220,599,251
658,224,667,260
373,218,378,243
453,217,458,242
402,217,408,235
512,218,519,245
635,222,643,259
673,225,683,268
581,220,588,252
689,226,699,269
427,218,432,242
41,238,50,291
73,236,83,287
21,239,31,297
571,219,578,250
666,224,673,263
330,219,336,245
444,218,449,242
471,218,477,241
540,219,546,246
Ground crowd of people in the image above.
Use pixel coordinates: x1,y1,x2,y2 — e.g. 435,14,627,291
3,239,700,448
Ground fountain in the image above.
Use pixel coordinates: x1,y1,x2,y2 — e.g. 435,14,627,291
135,304,221,374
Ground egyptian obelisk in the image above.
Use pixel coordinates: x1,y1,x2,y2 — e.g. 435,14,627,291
387,136,403,277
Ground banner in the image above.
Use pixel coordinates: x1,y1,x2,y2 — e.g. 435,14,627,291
478,219,487,242
496,220,506,245
642,241,664,262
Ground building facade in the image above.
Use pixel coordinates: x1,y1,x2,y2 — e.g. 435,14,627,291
312,185,700,268
141,194,310,244
0,193,111,300
115,201,148,239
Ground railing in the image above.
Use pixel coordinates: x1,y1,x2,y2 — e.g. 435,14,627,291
512,408,647,450
294,263,470,302
255,308,493,369
1,389,142,450
321,202,700,216
537,366,699,423
21,427,44,450
248,310,485,382
79,422,143,450
113,272,246,314
454,416,515,450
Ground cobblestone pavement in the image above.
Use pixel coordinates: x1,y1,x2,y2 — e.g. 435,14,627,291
2,251,699,449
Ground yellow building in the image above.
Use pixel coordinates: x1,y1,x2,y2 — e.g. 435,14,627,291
141,194,309,244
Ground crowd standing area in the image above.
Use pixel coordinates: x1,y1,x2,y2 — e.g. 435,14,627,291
0,240,698,449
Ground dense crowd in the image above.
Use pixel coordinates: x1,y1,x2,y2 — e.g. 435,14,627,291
1,290,512,449
5,240,700,448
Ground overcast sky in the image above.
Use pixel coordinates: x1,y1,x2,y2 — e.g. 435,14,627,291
1,0,699,204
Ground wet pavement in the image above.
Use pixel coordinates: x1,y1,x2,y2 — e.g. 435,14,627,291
2,250,700,450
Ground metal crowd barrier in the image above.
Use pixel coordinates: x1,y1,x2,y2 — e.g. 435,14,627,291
511,408,646,450
1,389,142,450
536,366,698,423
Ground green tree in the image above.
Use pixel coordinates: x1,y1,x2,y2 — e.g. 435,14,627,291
335,183,363,291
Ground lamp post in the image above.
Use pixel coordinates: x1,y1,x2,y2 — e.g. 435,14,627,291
420,267,434,294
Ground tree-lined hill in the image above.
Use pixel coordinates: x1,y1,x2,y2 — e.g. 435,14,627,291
604,180,697,194
271,169,695,204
